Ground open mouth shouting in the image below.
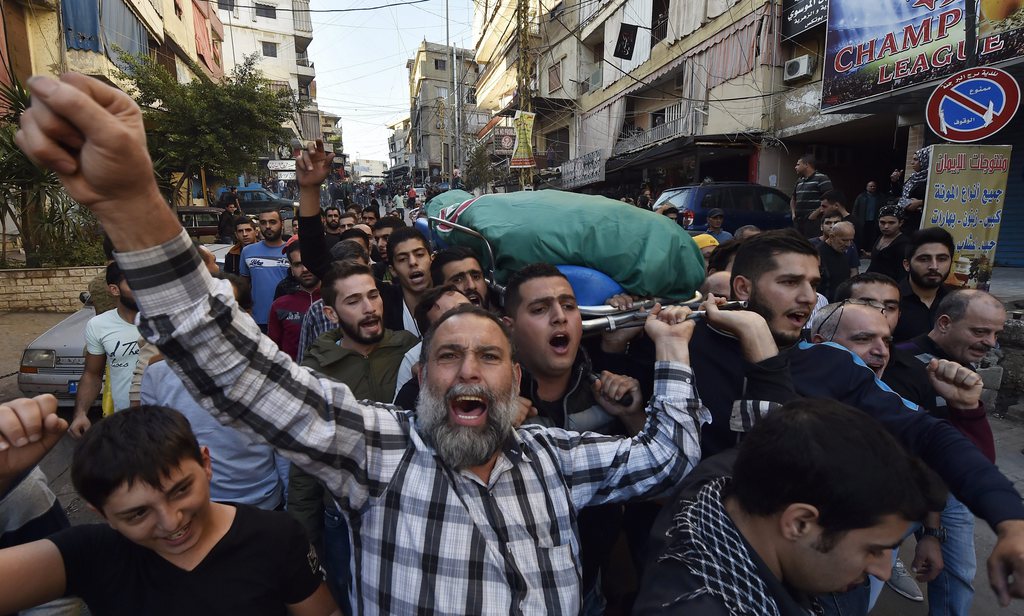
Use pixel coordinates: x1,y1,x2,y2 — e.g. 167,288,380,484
549,332,572,355
448,392,490,427
464,290,482,306
784,309,809,329
359,315,381,333
408,270,427,288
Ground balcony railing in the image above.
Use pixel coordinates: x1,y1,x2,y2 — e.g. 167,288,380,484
612,100,704,156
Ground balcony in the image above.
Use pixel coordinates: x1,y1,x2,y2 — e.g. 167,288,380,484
612,100,704,157
293,0,313,47
296,52,315,82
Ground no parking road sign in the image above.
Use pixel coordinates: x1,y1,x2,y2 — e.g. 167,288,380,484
926,66,1020,143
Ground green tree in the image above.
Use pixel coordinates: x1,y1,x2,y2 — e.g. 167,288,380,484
0,69,100,267
117,52,299,205
463,139,494,193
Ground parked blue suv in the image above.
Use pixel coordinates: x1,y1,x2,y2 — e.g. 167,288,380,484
652,182,793,234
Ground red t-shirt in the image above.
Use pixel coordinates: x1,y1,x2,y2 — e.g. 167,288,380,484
268,289,321,360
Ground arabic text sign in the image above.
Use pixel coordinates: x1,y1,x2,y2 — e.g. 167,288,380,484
821,0,1024,112
923,144,1011,290
561,151,605,189
782,0,828,40
926,67,1020,143
267,159,296,171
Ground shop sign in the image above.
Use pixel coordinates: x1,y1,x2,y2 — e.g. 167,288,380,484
781,0,828,40
561,151,605,189
821,0,1024,112
926,66,1020,142
493,127,516,156
267,159,296,171
922,143,1012,290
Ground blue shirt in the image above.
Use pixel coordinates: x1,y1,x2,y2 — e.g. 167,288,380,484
239,241,289,325
708,229,733,242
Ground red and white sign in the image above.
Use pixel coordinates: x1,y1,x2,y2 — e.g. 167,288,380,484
926,66,1020,143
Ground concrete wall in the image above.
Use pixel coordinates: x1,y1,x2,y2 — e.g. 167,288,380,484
0,267,104,313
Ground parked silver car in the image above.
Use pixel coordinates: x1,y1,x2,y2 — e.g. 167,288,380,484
18,294,94,405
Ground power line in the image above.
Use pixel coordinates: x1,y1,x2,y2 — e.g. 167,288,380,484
222,0,430,13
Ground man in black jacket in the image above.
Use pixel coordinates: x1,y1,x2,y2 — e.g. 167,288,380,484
635,399,947,615
688,228,1024,607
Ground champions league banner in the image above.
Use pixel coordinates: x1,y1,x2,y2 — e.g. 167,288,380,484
821,0,1024,112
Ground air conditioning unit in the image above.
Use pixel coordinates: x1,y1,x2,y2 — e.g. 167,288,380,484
783,55,815,83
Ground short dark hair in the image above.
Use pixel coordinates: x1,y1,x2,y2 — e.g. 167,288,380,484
321,261,374,307
661,206,679,216
361,206,378,215
258,208,281,219
430,246,481,287
374,216,406,232
413,284,466,334
386,226,429,264
906,227,954,261
504,263,569,316
731,229,817,288
732,399,947,544
329,238,370,264
106,262,125,285
72,405,205,511
798,153,817,168
325,205,341,216
285,240,302,260
834,272,898,303
339,211,358,222
707,238,742,274
420,303,514,366
214,271,253,312
234,216,254,230
821,189,845,205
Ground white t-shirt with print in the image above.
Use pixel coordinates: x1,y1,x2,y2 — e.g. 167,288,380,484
84,309,141,412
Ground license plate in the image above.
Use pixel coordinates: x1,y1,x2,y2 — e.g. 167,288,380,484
68,381,78,394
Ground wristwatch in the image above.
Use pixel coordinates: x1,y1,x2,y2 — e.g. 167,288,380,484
921,526,947,543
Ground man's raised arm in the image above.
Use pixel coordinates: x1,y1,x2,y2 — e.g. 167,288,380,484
15,74,398,508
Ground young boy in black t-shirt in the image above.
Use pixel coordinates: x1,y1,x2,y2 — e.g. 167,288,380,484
0,395,340,616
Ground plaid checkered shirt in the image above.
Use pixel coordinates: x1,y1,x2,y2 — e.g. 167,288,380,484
118,229,711,615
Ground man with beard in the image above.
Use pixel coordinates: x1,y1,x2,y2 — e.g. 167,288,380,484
322,205,345,249
11,74,714,613
430,247,494,311
866,206,910,283
294,261,418,612
268,242,322,361
240,208,290,331
18,75,1024,609
893,227,956,343
70,262,141,437
686,228,1024,609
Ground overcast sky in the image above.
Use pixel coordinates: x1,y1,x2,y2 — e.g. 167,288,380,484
308,0,475,162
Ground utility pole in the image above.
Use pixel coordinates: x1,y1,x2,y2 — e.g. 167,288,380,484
515,0,534,189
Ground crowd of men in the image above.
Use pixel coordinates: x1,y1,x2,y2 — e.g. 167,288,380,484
1,73,1023,616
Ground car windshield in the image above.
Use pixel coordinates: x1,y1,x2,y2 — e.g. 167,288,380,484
654,189,694,210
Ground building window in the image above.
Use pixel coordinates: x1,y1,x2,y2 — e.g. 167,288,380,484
255,3,277,19
217,0,234,9
651,0,669,45
261,41,278,57
434,58,447,71
436,86,449,99
651,108,666,127
465,86,477,104
548,61,562,92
